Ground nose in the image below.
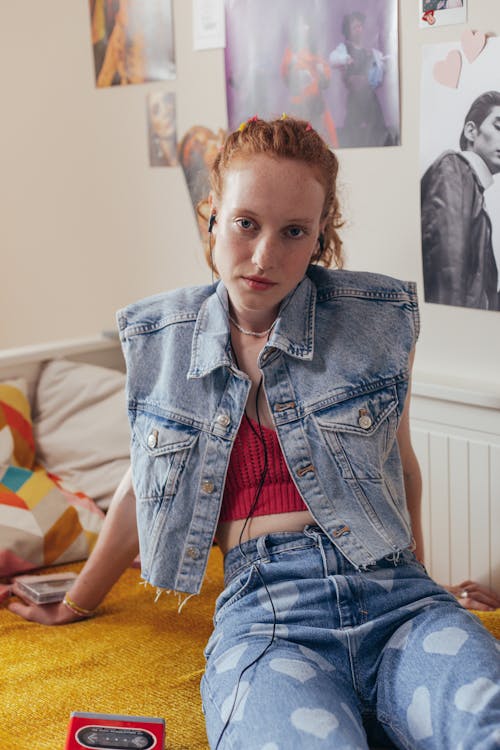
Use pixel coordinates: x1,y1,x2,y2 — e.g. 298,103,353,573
251,233,279,271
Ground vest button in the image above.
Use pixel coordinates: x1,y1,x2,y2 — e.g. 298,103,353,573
296,463,315,477
358,412,372,429
147,430,158,448
201,480,215,493
186,546,200,559
216,414,230,427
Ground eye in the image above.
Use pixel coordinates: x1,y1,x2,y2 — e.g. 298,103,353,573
235,217,256,231
285,226,306,239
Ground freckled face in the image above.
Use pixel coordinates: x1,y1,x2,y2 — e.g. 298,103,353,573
210,154,326,327
468,106,500,174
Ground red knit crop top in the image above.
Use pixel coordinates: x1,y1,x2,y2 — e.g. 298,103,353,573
218,415,308,522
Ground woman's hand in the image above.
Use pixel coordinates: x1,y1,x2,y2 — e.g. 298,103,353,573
445,580,500,612
4,468,139,627
0,584,12,605
6,582,87,625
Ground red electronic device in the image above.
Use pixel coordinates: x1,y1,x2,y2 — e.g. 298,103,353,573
64,712,165,750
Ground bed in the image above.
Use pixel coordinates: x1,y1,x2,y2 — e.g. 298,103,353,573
0,336,498,750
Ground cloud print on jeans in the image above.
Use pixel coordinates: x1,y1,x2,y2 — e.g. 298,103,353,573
214,643,248,673
291,707,339,739
423,626,468,656
386,620,413,651
298,644,336,672
220,680,251,723
258,581,299,616
454,677,499,714
407,686,433,741
270,657,316,682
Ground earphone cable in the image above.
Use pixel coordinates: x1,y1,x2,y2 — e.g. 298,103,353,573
214,349,277,750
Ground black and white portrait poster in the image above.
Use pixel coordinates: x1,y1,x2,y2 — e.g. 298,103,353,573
89,0,175,87
225,0,400,149
421,37,500,312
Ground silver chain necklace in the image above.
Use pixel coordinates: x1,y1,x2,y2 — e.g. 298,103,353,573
229,314,276,338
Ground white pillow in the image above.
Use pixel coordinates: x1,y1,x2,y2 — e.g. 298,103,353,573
33,360,130,510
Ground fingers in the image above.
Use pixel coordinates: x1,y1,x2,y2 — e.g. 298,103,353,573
0,584,12,604
458,593,495,612
7,584,54,623
455,580,500,612
7,584,82,625
7,600,43,623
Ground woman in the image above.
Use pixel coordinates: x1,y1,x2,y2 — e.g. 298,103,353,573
9,117,500,748
329,11,391,148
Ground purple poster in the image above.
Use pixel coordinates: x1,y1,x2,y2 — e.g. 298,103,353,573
225,0,399,149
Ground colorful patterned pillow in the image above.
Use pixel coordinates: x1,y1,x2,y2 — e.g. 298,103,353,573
0,380,35,470
0,381,104,577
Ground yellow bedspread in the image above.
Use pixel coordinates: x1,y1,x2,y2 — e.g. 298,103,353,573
1,545,498,750
1,547,224,750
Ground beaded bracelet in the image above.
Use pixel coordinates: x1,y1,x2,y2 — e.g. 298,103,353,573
62,593,95,618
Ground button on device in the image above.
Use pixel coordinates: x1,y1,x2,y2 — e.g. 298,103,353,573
147,429,159,448
358,410,372,429
216,414,230,427
186,546,200,559
201,480,215,493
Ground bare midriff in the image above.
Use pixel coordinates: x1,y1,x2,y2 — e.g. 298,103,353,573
215,509,316,556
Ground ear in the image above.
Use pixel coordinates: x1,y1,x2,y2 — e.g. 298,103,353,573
313,221,327,262
208,191,218,215
463,120,478,147
208,192,218,233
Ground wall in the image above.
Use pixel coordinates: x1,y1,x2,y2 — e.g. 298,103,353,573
1,1,499,396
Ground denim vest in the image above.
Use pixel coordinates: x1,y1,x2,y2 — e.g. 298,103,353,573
117,266,420,595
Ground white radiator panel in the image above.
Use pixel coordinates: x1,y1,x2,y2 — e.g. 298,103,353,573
411,399,500,593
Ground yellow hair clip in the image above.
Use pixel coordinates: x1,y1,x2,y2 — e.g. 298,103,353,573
238,115,259,132
280,112,288,120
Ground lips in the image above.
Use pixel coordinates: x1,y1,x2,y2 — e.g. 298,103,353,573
242,275,277,290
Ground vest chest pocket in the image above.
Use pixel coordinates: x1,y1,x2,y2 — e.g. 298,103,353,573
131,413,199,502
315,386,399,480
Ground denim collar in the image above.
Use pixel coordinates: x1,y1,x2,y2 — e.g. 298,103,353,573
188,272,316,379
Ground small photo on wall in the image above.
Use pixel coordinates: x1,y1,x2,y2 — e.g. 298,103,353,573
147,91,178,167
225,0,400,149
420,0,467,28
89,0,176,87
420,38,500,312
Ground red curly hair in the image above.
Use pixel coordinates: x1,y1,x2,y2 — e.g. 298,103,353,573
199,116,344,270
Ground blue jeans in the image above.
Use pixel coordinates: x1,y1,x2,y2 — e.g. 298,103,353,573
201,527,500,749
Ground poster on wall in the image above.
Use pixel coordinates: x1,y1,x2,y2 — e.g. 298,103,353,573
178,126,226,239
420,0,467,29
89,0,175,87
224,0,400,149
147,91,178,167
420,36,500,311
